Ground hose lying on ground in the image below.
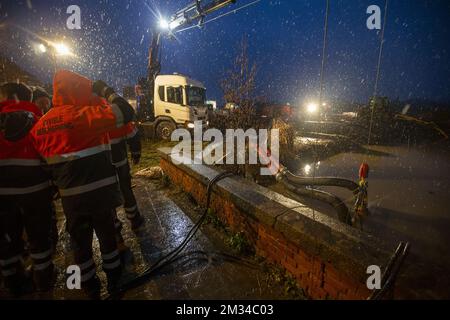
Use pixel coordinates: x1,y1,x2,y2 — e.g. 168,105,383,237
368,241,410,300
105,171,234,300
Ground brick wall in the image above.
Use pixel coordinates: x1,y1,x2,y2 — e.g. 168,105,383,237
159,148,387,300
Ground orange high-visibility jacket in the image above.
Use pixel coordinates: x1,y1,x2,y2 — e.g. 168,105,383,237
30,70,132,212
0,100,51,196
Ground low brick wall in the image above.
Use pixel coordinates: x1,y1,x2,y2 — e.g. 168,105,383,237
158,147,390,300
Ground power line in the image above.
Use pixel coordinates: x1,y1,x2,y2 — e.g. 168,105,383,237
318,0,329,105
311,0,330,220
367,0,389,145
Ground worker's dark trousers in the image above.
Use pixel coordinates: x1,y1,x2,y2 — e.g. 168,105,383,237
112,209,124,245
49,202,59,251
0,190,54,290
65,208,121,286
0,207,24,289
116,162,140,221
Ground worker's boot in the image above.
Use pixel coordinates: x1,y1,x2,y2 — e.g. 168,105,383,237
129,212,144,231
105,267,123,294
33,262,56,292
82,275,101,300
116,233,134,266
3,264,33,297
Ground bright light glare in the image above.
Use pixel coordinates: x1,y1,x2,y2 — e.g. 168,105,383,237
169,21,178,30
53,42,71,56
304,164,312,175
38,43,47,53
159,18,170,30
306,102,318,114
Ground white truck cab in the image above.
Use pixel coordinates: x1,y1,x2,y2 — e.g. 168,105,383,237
153,74,208,140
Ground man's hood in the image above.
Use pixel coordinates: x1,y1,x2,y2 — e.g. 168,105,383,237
0,100,43,118
52,69,95,107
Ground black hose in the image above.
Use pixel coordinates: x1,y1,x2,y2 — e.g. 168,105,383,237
104,171,234,300
280,177,352,225
368,242,404,300
371,242,410,300
283,170,359,194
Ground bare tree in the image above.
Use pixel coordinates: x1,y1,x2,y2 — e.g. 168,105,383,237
219,37,259,130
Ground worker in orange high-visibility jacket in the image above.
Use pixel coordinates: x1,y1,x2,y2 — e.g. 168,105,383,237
29,70,137,298
0,83,55,295
108,122,144,235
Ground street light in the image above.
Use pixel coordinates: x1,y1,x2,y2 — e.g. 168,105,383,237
38,43,47,53
306,102,318,114
303,164,312,175
52,42,71,56
159,18,170,30
35,41,73,72
36,41,73,57
159,16,181,31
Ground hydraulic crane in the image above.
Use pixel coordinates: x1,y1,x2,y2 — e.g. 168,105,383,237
137,0,237,124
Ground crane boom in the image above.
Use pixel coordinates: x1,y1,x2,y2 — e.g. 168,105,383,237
148,0,237,82
169,0,236,30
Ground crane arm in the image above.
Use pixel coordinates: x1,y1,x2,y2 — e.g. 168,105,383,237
147,32,162,82
148,0,238,83
169,0,237,30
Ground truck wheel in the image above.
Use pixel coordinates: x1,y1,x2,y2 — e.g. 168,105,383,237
156,121,176,140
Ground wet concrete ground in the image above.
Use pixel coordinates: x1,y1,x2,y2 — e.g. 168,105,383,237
0,177,295,300
292,143,450,299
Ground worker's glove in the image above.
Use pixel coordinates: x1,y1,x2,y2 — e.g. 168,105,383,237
92,80,115,100
131,152,141,165
0,111,35,141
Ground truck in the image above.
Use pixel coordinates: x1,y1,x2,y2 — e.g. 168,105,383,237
135,0,238,140
139,74,209,140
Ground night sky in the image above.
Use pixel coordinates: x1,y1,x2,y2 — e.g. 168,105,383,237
1,0,449,105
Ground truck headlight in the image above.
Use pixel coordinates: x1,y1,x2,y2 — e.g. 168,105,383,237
187,122,195,129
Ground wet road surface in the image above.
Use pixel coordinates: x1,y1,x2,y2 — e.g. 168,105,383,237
1,177,292,300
